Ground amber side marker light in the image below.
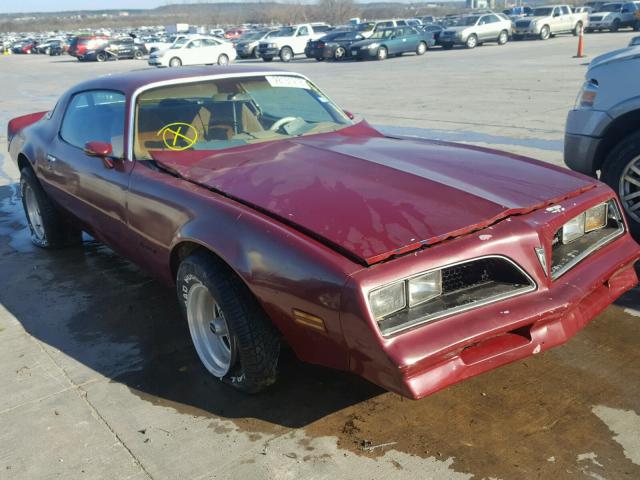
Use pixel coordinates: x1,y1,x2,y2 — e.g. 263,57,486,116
293,309,326,332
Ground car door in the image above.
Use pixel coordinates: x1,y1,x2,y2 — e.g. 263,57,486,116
182,39,202,65
403,27,420,51
622,3,636,25
476,15,491,40
295,26,310,53
40,89,133,249
202,38,221,62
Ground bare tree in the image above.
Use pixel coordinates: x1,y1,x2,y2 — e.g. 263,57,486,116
316,0,360,25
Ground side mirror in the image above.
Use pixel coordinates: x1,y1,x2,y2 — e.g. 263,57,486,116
343,110,355,120
84,141,115,169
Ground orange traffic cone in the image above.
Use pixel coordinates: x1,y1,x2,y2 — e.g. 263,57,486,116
574,25,585,58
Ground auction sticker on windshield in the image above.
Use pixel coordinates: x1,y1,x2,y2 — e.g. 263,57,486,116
266,76,310,89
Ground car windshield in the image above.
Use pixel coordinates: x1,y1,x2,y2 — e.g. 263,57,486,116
357,22,376,32
369,29,395,39
134,75,352,160
462,16,480,26
171,38,189,48
239,31,261,41
532,7,554,16
274,27,295,36
600,3,623,11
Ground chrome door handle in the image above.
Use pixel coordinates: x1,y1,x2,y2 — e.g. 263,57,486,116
46,154,57,163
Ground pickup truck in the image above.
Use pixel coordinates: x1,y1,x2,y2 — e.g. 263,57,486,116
257,24,329,62
586,2,640,32
513,4,589,40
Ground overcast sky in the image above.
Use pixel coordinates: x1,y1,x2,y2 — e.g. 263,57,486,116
5,0,418,14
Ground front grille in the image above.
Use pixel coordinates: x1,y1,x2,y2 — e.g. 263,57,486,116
591,16,602,21
377,256,536,336
550,199,624,279
516,20,530,27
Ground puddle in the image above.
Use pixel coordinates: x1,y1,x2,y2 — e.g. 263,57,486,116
378,125,563,153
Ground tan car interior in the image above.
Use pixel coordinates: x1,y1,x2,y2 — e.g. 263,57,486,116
135,81,265,159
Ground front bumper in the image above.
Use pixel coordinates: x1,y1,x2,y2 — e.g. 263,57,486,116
342,185,640,399
587,21,614,30
350,47,379,59
258,47,279,58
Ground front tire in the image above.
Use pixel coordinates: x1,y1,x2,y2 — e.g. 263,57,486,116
466,34,478,49
20,167,81,248
177,252,280,393
611,19,621,32
169,56,182,67
334,46,346,60
279,46,293,62
376,46,388,60
601,132,640,239
134,50,143,59
539,25,550,40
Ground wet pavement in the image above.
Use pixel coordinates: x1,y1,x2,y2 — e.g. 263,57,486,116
1,33,640,479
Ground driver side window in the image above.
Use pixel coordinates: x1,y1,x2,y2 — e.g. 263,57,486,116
297,27,309,36
60,90,126,158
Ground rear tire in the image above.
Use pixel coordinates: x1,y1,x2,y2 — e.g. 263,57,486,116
601,131,640,240
177,252,280,393
217,53,229,66
20,167,81,248
96,51,107,62
334,46,346,60
416,41,427,55
498,30,509,45
573,21,583,36
134,49,143,59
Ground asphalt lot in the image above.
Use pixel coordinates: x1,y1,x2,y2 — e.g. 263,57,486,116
1,31,640,480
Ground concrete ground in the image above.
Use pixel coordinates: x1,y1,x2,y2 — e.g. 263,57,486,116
1,31,640,480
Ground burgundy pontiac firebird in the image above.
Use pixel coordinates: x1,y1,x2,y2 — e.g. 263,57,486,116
7,66,640,399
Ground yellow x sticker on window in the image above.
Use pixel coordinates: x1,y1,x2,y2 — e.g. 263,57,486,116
158,123,198,151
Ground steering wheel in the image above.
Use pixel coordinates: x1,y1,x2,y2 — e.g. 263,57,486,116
269,116,298,132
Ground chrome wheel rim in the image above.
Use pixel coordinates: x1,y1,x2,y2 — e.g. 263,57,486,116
379,48,387,59
499,32,507,43
468,36,476,48
218,55,228,66
186,283,233,377
619,154,640,223
24,185,45,241
418,43,426,53
335,47,345,59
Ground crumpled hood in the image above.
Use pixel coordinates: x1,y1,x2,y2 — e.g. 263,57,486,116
151,123,595,265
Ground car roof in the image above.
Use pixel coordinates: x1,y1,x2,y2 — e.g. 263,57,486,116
69,66,293,96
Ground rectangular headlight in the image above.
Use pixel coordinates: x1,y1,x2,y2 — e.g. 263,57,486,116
408,271,442,307
585,203,608,232
562,213,586,244
369,282,406,320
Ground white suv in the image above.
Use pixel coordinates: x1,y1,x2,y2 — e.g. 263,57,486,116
257,24,329,62
564,44,640,237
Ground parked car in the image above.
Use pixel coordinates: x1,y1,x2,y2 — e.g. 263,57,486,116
146,34,193,55
257,23,328,62
148,36,236,67
34,38,65,55
235,29,280,59
629,34,640,44
224,28,246,41
305,30,362,60
82,37,148,62
68,35,109,60
513,4,589,40
350,26,435,60
440,13,512,49
9,67,640,399
586,2,640,32
565,44,640,238
419,23,445,45
49,42,67,56
11,39,36,54
504,6,534,19
355,19,410,38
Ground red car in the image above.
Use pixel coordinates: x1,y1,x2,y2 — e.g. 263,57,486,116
224,28,246,40
7,67,640,399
